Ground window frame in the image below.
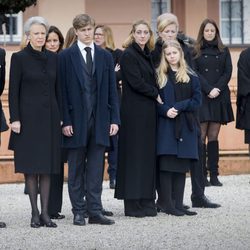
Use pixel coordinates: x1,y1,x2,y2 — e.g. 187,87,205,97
0,12,23,45
220,0,250,46
151,0,171,35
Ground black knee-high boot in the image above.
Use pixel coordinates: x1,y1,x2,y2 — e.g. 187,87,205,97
159,171,184,216
202,144,211,186
207,141,222,186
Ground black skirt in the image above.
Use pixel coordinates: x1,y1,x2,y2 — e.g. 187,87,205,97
158,155,191,173
199,94,234,124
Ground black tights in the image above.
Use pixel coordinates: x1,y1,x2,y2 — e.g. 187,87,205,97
200,122,221,144
25,174,51,223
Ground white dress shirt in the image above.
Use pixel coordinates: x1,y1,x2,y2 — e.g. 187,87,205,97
77,40,95,63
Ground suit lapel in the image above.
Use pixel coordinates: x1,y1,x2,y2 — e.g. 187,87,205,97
94,45,104,88
70,44,87,89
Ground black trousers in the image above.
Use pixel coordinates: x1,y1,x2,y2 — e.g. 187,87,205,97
67,119,105,217
48,149,68,215
190,136,205,199
48,162,64,215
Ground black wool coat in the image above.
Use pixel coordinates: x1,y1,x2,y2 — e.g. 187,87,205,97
193,42,234,123
8,44,61,174
115,42,158,200
106,47,123,101
236,48,250,130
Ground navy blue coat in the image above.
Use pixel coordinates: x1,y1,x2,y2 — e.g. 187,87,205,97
59,43,120,148
157,74,201,159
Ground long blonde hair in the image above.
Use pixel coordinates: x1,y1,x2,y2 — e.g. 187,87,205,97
122,19,154,51
157,40,193,88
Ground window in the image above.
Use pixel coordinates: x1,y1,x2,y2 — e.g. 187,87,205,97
151,0,171,34
220,0,250,45
0,12,23,44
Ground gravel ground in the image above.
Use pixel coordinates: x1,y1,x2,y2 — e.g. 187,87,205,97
0,174,249,250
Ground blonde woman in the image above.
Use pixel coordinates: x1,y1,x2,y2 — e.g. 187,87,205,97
152,13,194,69
156,40,201,216
115,20,162,217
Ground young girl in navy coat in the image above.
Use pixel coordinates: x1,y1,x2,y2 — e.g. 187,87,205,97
156,40,201,216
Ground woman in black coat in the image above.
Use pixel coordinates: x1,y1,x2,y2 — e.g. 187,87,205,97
45,25,66,220
9,17,61,228
115,20,162,217
151,13,194,69
0,47,6,228
236,48,250,143
193,18,234,186
156,40,201,216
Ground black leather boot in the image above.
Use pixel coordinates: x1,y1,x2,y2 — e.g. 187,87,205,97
207,141,223,186
202,143,211,186
210,175,223,186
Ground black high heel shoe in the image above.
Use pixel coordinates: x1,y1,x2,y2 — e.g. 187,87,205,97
30,216,41,228
40,215,57,228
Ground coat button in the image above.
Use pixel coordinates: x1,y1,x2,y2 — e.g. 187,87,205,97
205,68,208,72
204,55,207,58
179,138,183,142
216,56,219,59
216,69,219,72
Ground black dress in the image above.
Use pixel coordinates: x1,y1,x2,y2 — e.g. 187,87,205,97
8,43,61,174
193,40,234,124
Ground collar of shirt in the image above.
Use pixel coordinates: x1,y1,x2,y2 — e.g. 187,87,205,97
77,40,94,61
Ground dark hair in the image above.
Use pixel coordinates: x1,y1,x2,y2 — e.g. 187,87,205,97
194,18,225,58
46,25,64,52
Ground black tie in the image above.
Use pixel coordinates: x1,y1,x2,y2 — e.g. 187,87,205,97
84,47,93,74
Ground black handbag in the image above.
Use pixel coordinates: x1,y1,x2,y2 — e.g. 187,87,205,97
0,107,9,132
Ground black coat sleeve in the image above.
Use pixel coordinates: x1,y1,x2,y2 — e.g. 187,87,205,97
236,48,250,129
0,49,6,96
9,53,22,123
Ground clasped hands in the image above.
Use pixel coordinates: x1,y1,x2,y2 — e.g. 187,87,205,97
208,88,220,99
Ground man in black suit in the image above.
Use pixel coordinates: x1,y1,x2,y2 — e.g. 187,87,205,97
59,14,120,226
0,47,6,228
